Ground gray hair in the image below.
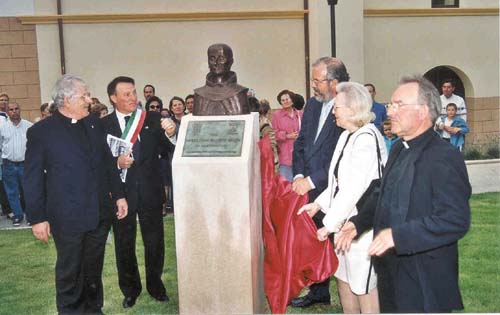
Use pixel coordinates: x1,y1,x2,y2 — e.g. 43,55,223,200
312,57,350,83
399,74,441,122
51,74,88,109
336,82,375,127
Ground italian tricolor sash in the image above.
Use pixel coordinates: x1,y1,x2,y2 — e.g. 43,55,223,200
121,108,146,143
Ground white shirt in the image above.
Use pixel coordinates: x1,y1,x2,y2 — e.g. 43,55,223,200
441,94,467,122
0,118,33,161
115,110,131,133
314,98,335,143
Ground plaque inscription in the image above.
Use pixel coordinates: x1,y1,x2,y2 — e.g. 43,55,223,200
182,120,245,157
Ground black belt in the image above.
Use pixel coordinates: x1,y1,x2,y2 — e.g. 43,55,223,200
2,159,24,165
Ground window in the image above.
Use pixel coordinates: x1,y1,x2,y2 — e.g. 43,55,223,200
432,0,459,8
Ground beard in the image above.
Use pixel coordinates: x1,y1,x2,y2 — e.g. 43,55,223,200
313,90,334,103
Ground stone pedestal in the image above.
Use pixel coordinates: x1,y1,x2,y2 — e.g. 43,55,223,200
172,113,264,314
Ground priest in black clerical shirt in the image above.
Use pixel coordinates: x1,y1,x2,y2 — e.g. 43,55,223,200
24,74,127,315
368,75,470,313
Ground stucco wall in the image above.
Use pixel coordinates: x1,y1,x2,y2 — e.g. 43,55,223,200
364,15,499,101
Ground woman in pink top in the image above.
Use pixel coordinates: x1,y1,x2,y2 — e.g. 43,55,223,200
272,89,303,181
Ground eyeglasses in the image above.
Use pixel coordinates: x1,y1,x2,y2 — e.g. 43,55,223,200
149,105,160,109
385,102,422,111
310,78,331,85
72,93,91,101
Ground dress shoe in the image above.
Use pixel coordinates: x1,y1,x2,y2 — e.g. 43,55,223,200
152,292,170,302
122,296,136,308
290,294,330,308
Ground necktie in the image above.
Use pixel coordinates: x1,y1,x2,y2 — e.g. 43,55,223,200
124,116,140,161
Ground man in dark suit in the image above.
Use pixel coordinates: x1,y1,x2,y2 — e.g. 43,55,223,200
101,76,176,308
290,57,347,308
369,74,471,312
24,74,128,315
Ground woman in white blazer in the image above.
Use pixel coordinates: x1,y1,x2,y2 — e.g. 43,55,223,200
298,82,388,313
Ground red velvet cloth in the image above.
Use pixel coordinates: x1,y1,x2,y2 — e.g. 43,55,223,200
259,136,338,314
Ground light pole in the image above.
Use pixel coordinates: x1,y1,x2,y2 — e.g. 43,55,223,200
327,0,338,57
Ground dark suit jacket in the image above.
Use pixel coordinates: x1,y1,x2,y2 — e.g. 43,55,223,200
292,97,343,200
374,128,471,312
24,112,124,234
101,110,174,211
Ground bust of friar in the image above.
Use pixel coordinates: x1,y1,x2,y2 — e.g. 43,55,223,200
193,43,250,116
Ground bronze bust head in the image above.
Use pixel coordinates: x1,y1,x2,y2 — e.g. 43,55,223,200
193,43,250,116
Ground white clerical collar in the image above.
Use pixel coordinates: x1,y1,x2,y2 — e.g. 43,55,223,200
402,141,410,149
71,119,77,124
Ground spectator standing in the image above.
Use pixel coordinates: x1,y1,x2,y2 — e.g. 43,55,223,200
369,75,471,313
381,120,399,153
34,103,52,122
272,89,302,182
0,93,9,118
143,84,155,104
290,57,346,308
185,94,194,114
440,79,467,121
435,103,469,151
364,83,387,132
257,99,279,170
0,102,32,226
145,96,163,113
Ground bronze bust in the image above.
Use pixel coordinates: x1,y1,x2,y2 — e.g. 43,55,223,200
193,43,250,116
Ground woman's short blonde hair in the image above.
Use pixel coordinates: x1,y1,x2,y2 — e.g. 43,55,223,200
336,82,375,127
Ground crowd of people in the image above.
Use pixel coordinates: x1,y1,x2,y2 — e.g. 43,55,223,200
0,52,473,314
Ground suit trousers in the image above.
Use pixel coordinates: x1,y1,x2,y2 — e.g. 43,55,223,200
52,220,109,315
307,210,332,300
112,205,166,299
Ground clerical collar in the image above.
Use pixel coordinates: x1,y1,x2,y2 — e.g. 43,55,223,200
402,127,435,150
55,110,79,124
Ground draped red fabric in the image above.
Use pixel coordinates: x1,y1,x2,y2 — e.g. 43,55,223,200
259,136,338,314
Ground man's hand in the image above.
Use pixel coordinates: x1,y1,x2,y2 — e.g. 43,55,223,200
292,177,313,195
334,221,358,252
32,221,51,243
317,227,330,242
118,150,134,169
116,198,128,220
368,228,395,256
297,202,321,218
161,117,176,137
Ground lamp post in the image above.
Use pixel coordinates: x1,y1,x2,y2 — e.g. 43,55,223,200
327,0,338,57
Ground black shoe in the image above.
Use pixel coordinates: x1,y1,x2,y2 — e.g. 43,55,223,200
290,294,330,308
152,292,169,302
122,296,136,308
12,218,21,227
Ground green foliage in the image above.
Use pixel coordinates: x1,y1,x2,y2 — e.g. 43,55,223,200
1,194,499,314
484,144,500,159
463,147,484,160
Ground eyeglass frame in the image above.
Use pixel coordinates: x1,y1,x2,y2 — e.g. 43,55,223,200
385,102,422,111
310,78,333,85
149,105,160,109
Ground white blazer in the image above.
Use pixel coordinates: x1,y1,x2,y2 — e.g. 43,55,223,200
315,123,388,294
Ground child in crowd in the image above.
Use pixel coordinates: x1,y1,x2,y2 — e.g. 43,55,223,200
435,103,469,151
382,119,399,153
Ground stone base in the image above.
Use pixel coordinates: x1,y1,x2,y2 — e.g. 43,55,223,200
172,113,264,314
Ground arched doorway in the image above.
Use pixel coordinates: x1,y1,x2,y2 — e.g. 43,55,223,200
424,66,465,98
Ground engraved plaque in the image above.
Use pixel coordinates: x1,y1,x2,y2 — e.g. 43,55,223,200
182,120,245,157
